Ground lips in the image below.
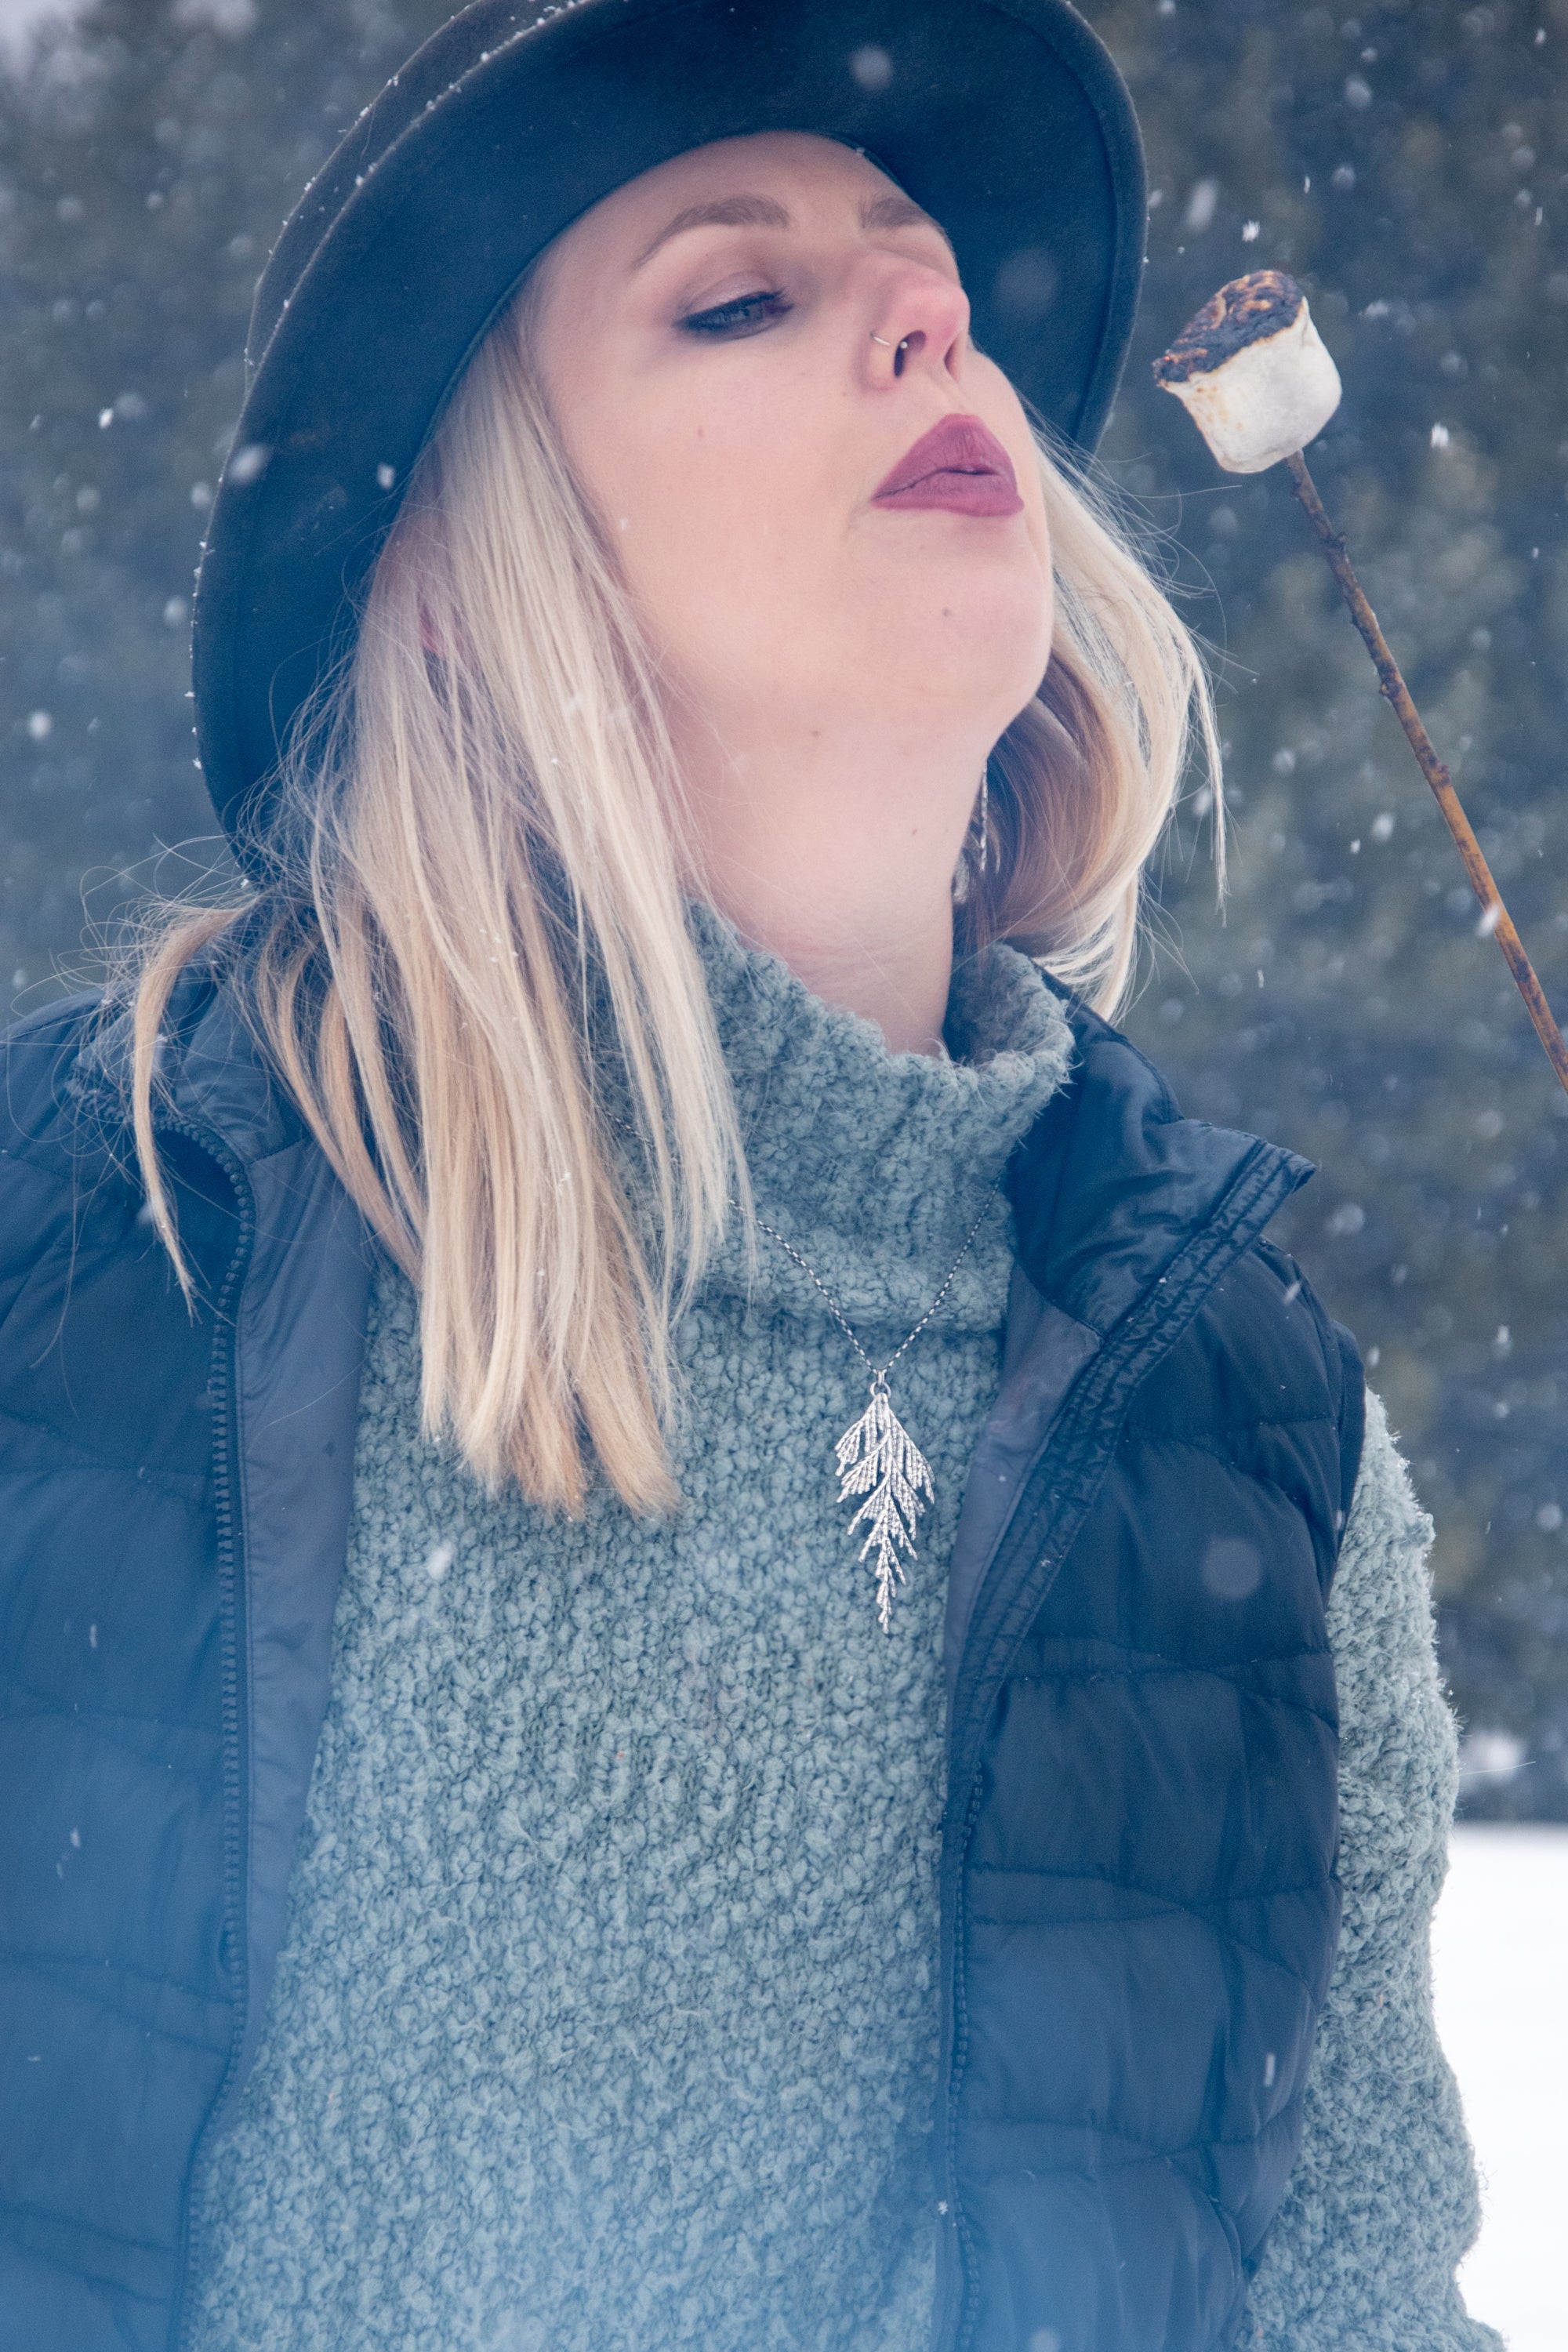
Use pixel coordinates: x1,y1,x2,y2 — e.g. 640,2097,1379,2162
872,415,1023,517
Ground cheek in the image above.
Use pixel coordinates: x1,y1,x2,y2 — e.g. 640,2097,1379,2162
604,399,833,669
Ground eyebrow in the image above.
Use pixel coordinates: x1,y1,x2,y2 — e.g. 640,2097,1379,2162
629,189,953,274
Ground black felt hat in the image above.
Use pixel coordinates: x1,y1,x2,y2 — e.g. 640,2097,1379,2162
193,0,1145,847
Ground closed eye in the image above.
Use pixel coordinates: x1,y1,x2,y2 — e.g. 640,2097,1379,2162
677,289,794,339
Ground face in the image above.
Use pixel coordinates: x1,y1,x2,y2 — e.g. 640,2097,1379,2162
528,132,1054,801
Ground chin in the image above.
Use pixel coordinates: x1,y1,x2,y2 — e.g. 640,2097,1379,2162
861,532,1050,659
889,585,1052,718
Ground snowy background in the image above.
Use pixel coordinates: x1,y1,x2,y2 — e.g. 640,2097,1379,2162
2,0,1566,2335
1436,1826,1568,2348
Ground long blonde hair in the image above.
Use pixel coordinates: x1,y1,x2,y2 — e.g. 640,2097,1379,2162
129,281,1217,1515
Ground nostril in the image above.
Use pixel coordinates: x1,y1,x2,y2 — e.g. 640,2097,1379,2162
893,330,925,379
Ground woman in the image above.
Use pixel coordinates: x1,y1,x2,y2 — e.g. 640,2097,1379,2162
0,3,1498,2348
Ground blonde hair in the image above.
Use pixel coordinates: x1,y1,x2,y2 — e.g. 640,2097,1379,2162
129,283,1217,1515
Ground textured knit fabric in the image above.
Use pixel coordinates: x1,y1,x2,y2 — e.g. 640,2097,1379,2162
187,916,1076,2352
1244,1391,1502,2351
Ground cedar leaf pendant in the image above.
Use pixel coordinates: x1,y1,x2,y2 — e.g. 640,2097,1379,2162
834,1372,936,1632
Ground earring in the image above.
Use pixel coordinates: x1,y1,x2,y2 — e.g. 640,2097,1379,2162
953,770,991,906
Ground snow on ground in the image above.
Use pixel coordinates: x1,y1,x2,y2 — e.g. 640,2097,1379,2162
1432,1824,1568,2350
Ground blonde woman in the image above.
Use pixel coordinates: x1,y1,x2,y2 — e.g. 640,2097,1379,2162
0,4,1497,2349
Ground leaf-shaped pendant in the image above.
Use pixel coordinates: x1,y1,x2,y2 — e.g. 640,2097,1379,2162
834,1371,936,1631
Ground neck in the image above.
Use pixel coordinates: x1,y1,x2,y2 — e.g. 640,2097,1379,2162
675,709,989,1058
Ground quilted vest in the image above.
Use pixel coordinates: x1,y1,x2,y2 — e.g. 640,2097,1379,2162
0,972,1359,2352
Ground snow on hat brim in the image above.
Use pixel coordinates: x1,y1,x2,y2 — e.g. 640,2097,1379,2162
193,0,1145,845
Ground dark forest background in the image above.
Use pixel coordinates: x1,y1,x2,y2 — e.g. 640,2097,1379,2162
3,0,1567,1813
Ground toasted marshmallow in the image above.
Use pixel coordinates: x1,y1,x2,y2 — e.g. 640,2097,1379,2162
1152,271,1341,474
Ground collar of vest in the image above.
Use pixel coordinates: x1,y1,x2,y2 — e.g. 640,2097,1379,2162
942,987,1315,1701
1011,989,1312,1330
69,955,311,1175
82,960,1313,1390
78,965,1314,1397
112,956,1310,1187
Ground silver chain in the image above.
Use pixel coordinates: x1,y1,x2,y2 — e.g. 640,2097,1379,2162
752,1181,1003,1381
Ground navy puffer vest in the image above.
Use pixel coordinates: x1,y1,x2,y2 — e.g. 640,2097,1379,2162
0,967,1359,2352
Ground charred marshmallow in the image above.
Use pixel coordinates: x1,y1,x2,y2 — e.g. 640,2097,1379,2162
1153,271,1341,474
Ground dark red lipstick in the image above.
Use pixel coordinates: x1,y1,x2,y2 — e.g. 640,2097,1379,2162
872,414,1023,517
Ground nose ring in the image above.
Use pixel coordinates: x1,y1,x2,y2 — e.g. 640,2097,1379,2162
870,332,909,352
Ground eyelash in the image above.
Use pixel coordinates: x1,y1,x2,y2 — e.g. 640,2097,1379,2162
677,289,793,339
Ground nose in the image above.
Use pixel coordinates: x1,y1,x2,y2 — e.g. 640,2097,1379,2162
866,264,970,385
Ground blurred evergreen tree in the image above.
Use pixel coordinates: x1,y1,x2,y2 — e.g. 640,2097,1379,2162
1087,0,1568,1818
0,0,451,971
2,0,1567,1811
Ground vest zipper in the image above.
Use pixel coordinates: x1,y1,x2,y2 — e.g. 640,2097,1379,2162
932,1145,1301,2352
150,1115,258,2352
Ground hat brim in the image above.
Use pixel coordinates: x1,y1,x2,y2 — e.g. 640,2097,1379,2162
194,0,1145,844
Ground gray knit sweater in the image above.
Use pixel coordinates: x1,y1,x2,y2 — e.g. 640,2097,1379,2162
189,913,1499,2352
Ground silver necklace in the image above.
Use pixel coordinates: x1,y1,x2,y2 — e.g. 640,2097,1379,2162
754,1185,1002,1631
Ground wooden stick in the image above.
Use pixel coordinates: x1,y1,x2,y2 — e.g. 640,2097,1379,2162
1285,448,1568,1102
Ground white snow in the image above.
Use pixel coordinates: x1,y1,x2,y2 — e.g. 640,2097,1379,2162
1432,1824,1568,2350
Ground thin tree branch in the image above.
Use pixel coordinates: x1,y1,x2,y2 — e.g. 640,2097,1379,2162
1285,448,1568,1103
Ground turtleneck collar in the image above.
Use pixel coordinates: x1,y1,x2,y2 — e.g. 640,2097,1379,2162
683,900,1076,1331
